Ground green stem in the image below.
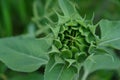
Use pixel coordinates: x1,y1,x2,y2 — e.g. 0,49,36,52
81,71,89,80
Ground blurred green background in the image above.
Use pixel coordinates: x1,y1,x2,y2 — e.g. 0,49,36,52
0,0,120,80
0,0,34,37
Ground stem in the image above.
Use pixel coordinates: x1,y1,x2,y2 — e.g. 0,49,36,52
81,71,89,80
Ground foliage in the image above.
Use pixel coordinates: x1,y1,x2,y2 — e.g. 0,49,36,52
0,0,120,80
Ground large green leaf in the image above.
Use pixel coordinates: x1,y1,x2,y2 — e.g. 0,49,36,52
44,56,77,80
98,19,120,49
84,54,120,73
82,54,120,80
0,36,52,72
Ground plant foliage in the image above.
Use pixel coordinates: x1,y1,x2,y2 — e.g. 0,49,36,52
0,0,120,80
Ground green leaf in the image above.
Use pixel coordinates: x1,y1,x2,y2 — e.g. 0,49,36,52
61,49,72,59
48,24,60,38
75,52,87,63
54,39,62,49
83,54,120,73
82,53,120,80
58,0,76,18
48,45,60,54
98,19,120,49
44,57,77,80
65,59,76,68
0,36,52,72
57,14,69,24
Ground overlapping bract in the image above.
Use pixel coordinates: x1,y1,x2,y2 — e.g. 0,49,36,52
53,20,96,63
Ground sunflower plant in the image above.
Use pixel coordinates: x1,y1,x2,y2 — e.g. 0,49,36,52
0,0,120,80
